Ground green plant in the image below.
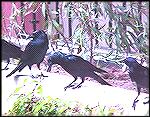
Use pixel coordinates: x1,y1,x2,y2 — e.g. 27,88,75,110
7,78,125,116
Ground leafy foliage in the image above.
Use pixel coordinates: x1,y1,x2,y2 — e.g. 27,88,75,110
7,78,124,116
2,2,148,65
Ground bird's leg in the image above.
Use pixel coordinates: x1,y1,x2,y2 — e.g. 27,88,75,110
2,60,10,70
132,87,141,110
37,64,48,78
31,73,36,78
2,62,9,70
40,72,48,77
29,66,36,78
72,77,85,89
64,77,78,91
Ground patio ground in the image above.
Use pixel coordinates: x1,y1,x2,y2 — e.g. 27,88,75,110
2,62,149,116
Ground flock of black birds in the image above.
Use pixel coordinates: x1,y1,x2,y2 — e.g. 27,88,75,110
2,30,149,110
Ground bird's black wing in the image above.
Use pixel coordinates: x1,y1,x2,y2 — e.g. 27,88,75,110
142,66,149,78
2,39,23,60
137,65,149,88
21,31,48,64
129,64,149,88
66,55,107,73
65,55,111,86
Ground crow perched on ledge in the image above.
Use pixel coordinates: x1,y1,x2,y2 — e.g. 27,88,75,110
2,39,23,70
6,30,49,78
47,51,111,91
121,57,149,110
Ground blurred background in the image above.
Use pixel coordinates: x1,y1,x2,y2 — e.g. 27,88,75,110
2,2,149,65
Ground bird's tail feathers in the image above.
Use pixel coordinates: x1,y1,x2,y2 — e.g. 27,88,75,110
6,62,26,77
93,73,111,86
94,66,108,73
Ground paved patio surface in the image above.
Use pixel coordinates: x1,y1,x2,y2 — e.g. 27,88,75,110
2,62,149,116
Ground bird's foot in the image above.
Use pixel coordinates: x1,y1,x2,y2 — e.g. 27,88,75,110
2,67,9,70
34,73,48,79
64,87,68,91
64,84,76,91
31,73,47,79
143,101,149,104
132,100,139,110
39,73,48,77
31,75,38,79
132,103,136,110
143,97,149,104
72,85,82,89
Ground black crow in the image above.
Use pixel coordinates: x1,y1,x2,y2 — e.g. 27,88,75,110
121,57,149,110
6,30,49,78
47,51,111,91
2,39,23,70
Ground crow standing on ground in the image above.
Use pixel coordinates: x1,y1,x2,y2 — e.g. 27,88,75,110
2,39,23,70
47,51,111,91
121,57,149,110
6,30,49,78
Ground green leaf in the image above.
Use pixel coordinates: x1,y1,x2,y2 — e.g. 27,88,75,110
36,85,43,94
52,20,62,32
101,50,113,58
33,101,45,114
47,96,52,101
23,78,28,84
32,80,39,83
41,3,46,17
114,28,121,51
14,86,22,93
115,5,126,11
127,31,137,41
91,27,101,36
